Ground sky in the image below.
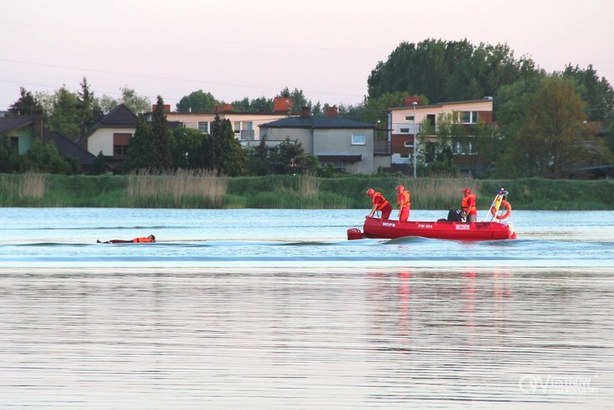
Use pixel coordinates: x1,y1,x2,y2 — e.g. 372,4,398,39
1,0,613,111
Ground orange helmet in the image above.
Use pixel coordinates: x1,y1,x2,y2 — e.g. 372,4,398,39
366,188,375,196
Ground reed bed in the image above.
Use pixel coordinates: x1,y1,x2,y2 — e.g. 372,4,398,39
126,169,228,208
0,172,46,205
1,173,612,209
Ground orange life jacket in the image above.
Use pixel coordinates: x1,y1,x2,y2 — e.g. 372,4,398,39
372,192,389,210
461,194,477,215
397,190,410,208
132,237,154,243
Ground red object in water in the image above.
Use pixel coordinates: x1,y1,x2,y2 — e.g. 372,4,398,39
348,216,516,241
346,228,364,240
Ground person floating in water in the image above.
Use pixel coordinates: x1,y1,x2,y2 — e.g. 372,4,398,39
97,235,156,244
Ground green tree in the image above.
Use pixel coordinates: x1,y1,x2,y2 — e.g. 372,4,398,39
48,86,81,140
231,96,273,113
22,138,70,173
8,87,43,116
563,64,614,122
99,87,151,114
150,96,173,170
502,75,601,177
268,138,316,175
367,39,539,103
92,151,108,175
279,87,310,113
176,90,217,113
170,127,206,169
245,139,270,176
124,117,153,172
204,115,246,176
0,133,23,172
77,77,103,129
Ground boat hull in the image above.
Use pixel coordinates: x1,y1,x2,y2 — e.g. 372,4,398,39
354,217,516,241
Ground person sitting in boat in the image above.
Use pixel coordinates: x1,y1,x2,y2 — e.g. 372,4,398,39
97,235,156,244
461,188,478,222
367,188,392,220
395,184,410,222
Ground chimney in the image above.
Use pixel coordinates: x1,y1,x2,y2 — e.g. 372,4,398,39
325,105,338,118
404,96,422,107
32,110,43,139
300,106,311,118
215,103,233,113
152,104,171,113
273,96,292,114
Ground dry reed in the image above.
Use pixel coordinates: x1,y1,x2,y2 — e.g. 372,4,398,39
297,173,320,198
126,169,228,207
0,172,47,199
395,177,477,208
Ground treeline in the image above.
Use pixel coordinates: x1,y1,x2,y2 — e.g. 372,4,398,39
2,38,613,179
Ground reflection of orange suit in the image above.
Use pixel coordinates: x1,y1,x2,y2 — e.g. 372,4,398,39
371,192,392,220
397,189,410,222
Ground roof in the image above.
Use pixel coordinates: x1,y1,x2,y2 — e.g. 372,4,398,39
0,117,33,133
83,103,137,139
44,129,98,166
386,98,494,112
260,116,374,130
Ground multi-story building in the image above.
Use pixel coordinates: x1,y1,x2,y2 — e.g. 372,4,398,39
260,106,379,174
385,97,494,176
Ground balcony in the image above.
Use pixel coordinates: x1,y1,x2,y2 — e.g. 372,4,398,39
374,140,391,154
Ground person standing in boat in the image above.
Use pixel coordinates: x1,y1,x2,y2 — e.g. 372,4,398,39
367,188,392,220
395,184,410,222
461,188,477,222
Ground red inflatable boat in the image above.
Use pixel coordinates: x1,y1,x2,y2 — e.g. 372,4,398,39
348,216,516,241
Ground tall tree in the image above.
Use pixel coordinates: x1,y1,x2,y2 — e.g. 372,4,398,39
367,39,539,103
124,117,153,172
502,75,598,177
77,77,103,129
176,90,217,113
204,115,246,176
8,87,43,116
563,64,614,121
150,96,172,170
48,86,81,140
170,127,206,169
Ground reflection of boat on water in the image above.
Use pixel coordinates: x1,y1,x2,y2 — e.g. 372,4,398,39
347,216,516,241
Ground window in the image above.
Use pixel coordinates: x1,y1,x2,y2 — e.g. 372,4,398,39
113,133,131,158
233,121,253,134
405,115,415,121
198,121,209,133
460,111,479,124
404,140,414,148
10,137,18,151
351,134,366,145
399,128,410,134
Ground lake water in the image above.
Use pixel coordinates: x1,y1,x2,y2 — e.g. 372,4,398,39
0,208,613,409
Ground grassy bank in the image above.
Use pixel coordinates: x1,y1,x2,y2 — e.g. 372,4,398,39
1,172,613,210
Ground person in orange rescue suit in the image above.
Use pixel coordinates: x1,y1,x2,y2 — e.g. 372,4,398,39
461,188,477,222
395,184,410,222
367,188,392,220
98,235,156,244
